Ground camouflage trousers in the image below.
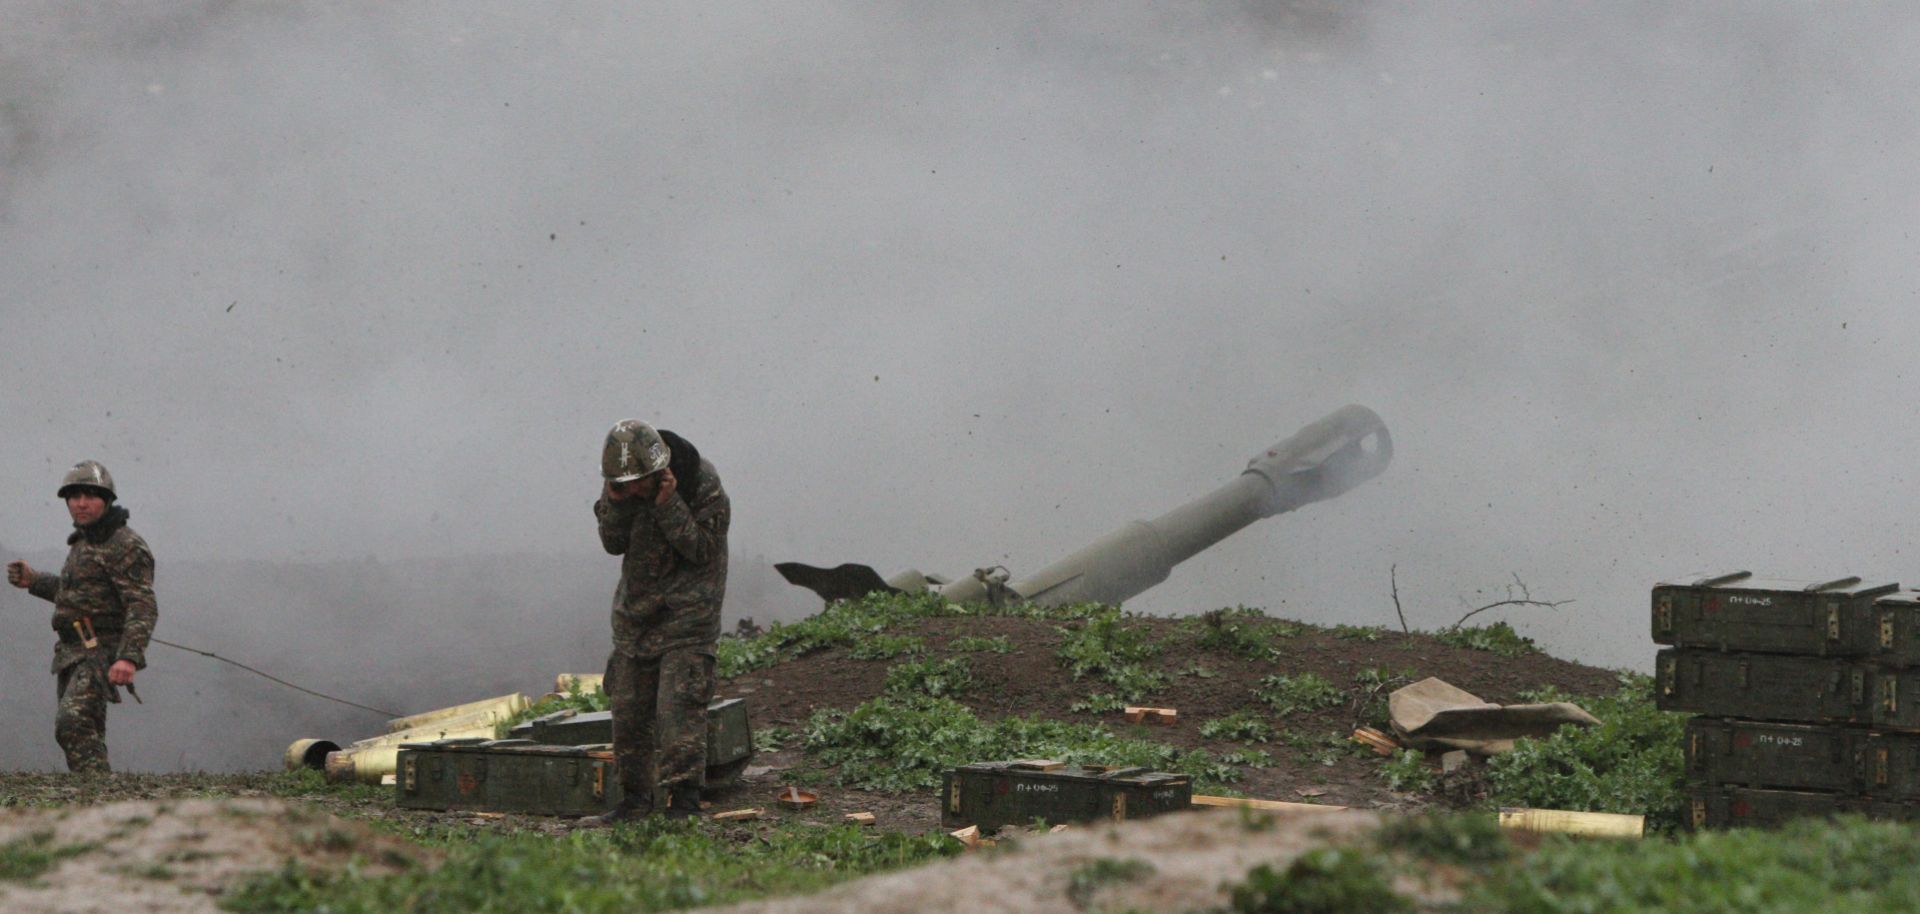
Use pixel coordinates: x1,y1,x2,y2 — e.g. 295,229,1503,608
54,659,110,775
605,647,714,811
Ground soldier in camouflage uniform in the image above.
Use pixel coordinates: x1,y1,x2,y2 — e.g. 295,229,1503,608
5,460,157,775
583,420,729,824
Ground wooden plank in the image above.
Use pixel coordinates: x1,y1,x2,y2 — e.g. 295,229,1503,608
1123,707,1179,725
1191,794,1347,813
711,808,763,822
844,812,876,826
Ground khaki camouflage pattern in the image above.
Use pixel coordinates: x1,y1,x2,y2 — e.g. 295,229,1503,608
595,456,729,658
54,659,111,774
604,647,715,808
26,508,156,774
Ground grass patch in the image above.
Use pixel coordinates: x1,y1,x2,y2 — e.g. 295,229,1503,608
265,769,390,804
222,818,959,914
1071,692,1127,714
1434,621,1539,657
1057,608,1168,700
0,831,94,883
1330,624,1385,643
1199,710,1276,744
1255,673,1345,718
803,694,1245,792
849,634,926,661
1484,673,1687,833
1377,749,1436,793
718,591,1104,679
1227,847,1412,913
882,656,974,698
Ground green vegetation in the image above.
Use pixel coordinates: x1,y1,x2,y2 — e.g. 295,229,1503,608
948,635,1013,653
1066,857,1157,908
1435,621,1540,657
1182,606,1296,660
1375,810,1511,866
223,818,958,914
1485,673,1687,832
1330,624,1385,643
1466,817,1920,913
1226,847,1411,914
1351,667,1416,728
1199,710,1276,744
1056,608,1169,700
882,656,974,698
802,694,1246,792
849,633,927,660
1376,749,1436,793
266,769,391,804
1255,673,1345,718
1070,692,1127,714
0,831,94,883
717,591,1104,679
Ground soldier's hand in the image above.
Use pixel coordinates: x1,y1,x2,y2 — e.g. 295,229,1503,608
5,560,31,589
653,468,677,505
108,659,136,686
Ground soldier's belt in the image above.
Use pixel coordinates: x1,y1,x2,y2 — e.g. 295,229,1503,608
55,625,121,645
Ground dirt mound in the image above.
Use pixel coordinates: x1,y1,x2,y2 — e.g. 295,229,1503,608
714,613,1622,830
0,797,432,914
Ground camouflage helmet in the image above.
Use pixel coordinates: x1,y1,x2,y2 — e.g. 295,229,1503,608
57,460,116,501
601,419,671,483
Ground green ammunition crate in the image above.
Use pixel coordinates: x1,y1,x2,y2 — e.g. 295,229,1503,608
1873,592,1920,666
395,739,621,816
939,762,1191,833
506,697,755,786
1687,786,1854,830
1656,649,1870,723
1652,573,1897,656
1684,718,1865,792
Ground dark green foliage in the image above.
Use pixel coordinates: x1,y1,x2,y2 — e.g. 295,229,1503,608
0,831,94,883
1056,607,1170,700
1466,816,1920,912
1071,692,1127,714
1183,606,1283,660
1066,857,1156,907
849,634,926,660
948,635,1013,653
883,657,974,698
1351,668,1417,728
1485,673,1688,833
1255,673,1344,717
265,769,391,804
1434,621,1539,657
1200,710,1276,743
802,695,1244,792
718,591,1103,679
1227,848,1412,914
1377,811,1510,866
1377,749,1436,793
222,819,959,914
1221,748,1274,768
1330,624,1385,643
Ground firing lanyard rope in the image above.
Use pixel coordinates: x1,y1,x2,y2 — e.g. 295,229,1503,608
151,636,401,718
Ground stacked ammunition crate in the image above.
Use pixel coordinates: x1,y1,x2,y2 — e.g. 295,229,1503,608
1652,572,1920,828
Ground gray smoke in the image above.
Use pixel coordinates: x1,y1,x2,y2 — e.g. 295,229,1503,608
5,2,1920,770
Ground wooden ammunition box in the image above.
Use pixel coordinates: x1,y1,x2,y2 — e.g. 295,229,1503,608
940,762,1191,833
395,740,621,816
1656,649,1871,723
1684,718,1864,792
1687,786,1852,830
1651,573,1897,657
1873,592,1920,666
506,697,754,785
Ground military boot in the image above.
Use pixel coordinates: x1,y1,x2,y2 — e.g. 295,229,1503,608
660,783,704,820
579,797,650,828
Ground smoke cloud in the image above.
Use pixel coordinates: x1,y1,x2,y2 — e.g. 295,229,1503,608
4,2,1920,770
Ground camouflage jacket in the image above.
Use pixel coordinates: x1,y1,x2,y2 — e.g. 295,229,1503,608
595,457,730,658
26,507,158,676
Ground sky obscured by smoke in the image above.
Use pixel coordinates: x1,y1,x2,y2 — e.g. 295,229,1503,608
5,3,1920,770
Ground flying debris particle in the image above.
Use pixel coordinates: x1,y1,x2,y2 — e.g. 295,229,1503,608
550,233,556,241
873,375,880,382
226,301,236,312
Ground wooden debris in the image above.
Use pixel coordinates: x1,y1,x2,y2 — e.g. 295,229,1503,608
712,808,763,822
380,774,397,787
1294,787,1326,798
1351,726,1401,756
1007,759,1066,771
1123,706,1179,726
950,825,983,848
1049,823,1070,833
844,812,876,826
1191,794,1348,813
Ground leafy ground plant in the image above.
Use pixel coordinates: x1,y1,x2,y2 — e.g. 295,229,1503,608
1377,749,1436,793
1434,621,1539,657
882,656,974,698
849,633,926,660
1255,673,1345,717
1065,857,1157,908
948,635,1012,653
1200,710,1276,743
1227,847,1412,914
0,831,95,883
222,818,958,914
1484,673,1687,832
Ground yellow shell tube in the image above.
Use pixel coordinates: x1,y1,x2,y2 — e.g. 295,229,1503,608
354,708,521,749
325,722,501,784
283,738,341,772
383,693,528,734
1498,807,1645,838
555,674,605,694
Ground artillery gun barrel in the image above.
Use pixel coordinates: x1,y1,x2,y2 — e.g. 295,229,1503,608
939,405,1392,607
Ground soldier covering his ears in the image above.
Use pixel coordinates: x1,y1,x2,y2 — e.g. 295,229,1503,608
583,420,730,825
6,460,157,774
